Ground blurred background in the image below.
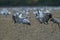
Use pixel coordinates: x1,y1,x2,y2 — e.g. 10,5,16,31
0,0,60,6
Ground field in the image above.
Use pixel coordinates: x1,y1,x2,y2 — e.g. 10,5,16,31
0,8,60,40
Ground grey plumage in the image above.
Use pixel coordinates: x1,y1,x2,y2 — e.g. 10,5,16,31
12,13,31,25
50,18,60,28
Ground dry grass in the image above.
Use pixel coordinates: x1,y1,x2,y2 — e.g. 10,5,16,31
0,9,60,40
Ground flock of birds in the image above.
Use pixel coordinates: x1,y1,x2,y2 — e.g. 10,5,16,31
0,7,60,28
